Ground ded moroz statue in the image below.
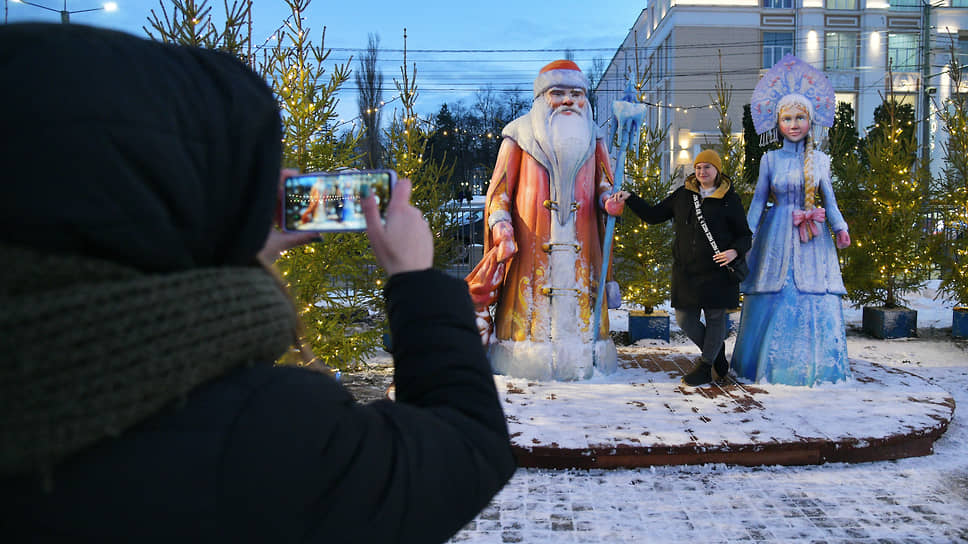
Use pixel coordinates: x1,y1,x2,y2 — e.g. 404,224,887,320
465,60,625,381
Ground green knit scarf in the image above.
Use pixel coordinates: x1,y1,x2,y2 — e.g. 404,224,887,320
0,244,300,478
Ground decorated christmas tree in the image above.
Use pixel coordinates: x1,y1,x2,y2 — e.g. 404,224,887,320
932,44,968,309
610,61,677,314
146,0,381,369
259,1,381,369
384,30,461,269
842,97,931,308
613,122,677,313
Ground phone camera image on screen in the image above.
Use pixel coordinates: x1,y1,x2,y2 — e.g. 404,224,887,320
283,170,394,233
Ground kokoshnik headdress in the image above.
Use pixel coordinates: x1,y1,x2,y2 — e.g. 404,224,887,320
751,54,836,146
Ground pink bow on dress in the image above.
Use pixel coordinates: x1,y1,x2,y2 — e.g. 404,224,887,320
792,207,826,243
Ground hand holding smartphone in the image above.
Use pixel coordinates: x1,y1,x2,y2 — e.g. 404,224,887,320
283,169,396,232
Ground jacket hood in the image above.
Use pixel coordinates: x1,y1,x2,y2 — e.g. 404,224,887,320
684,173,732,200
0,24,282,273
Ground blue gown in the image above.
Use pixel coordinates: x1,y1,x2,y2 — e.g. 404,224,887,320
731,138,852,386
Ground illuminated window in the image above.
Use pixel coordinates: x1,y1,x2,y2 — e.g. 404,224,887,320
825,32,858,70
825,0,857,8
888,33,919,72
763,0,794,7
763,32,794,69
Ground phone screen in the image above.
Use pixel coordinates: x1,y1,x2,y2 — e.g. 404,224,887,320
283,170,394,232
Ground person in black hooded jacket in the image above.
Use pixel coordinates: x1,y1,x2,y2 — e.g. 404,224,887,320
609,150,752,387
0,24,515,543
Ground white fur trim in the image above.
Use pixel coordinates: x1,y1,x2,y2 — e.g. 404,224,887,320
488,210,511,229
533,69,590,98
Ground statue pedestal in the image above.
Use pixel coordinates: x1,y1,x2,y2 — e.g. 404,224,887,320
628,310,669,343
500,355,954,469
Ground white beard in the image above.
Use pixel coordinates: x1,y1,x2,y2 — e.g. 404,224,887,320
529,99,596,224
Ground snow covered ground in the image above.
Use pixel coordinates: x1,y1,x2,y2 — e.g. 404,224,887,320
446,281,968,543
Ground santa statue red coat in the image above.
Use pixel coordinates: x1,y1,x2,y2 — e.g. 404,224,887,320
465,60,618,380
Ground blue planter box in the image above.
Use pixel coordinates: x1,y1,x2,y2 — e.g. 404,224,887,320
628,310,670,343
862,307,917,339
953,308,968,339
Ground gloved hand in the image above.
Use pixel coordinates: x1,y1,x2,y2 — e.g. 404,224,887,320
836,229,851,249
604,192,625,216
492,220,517,263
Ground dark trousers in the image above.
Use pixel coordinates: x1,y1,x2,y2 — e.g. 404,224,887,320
674,308,727,363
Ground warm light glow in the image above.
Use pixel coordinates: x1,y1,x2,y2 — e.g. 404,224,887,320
870,31,880,52
103,2,118,11
807,30,818,52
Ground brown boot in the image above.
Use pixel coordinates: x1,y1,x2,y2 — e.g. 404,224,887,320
681,359,712,386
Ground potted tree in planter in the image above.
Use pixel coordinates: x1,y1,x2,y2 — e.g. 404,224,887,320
932,44,968,339
613,121,677,343
842,97,932,338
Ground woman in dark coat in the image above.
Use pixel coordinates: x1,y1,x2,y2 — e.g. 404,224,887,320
610,150,752,386
0,24,515,543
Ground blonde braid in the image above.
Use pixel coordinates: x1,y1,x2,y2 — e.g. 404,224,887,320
803,138,817,210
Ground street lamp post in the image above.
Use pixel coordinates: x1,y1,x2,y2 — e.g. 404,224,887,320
10,0,116,24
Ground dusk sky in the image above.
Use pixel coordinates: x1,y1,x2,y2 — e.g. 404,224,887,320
4,0,645,126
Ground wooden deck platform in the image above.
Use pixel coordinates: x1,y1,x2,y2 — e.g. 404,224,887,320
499,352,955,469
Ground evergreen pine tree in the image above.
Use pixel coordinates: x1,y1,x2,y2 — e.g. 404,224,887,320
933,44,968,307
356,33,384,169
259,0,378,369
146,0,378,369
842,97,931,308
613,123,678,313
712,54,745,195
611,63,677,314
385,30,460,269
144,0,250,57
828,101,865,241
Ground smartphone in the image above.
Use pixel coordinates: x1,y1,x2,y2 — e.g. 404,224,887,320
283,169,395,232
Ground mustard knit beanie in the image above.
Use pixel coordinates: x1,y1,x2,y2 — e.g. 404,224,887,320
694,149,722,174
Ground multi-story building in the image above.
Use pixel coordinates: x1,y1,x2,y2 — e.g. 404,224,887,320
594,0,968,180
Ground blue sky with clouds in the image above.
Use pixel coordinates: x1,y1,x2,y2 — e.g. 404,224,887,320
4,0,643,124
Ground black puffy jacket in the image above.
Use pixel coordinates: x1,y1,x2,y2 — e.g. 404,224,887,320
625,174,752,309
1,23,515,544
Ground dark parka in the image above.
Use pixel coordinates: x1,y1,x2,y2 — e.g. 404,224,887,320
1,24,515,544
625,174,752,309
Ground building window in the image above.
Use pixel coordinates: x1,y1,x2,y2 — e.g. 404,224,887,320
953,0,968,7
889,0,920,11
825,32,857,71
763,32,794,69
888,33,919,72
834,92,857,125
892,94,917,108
958,34,968,66
825,0,856,8
763,0,794,7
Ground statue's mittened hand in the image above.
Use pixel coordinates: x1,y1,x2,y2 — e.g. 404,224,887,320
492,220,517,262
604,197,624,217
836,230,851,249
496,238,517,263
